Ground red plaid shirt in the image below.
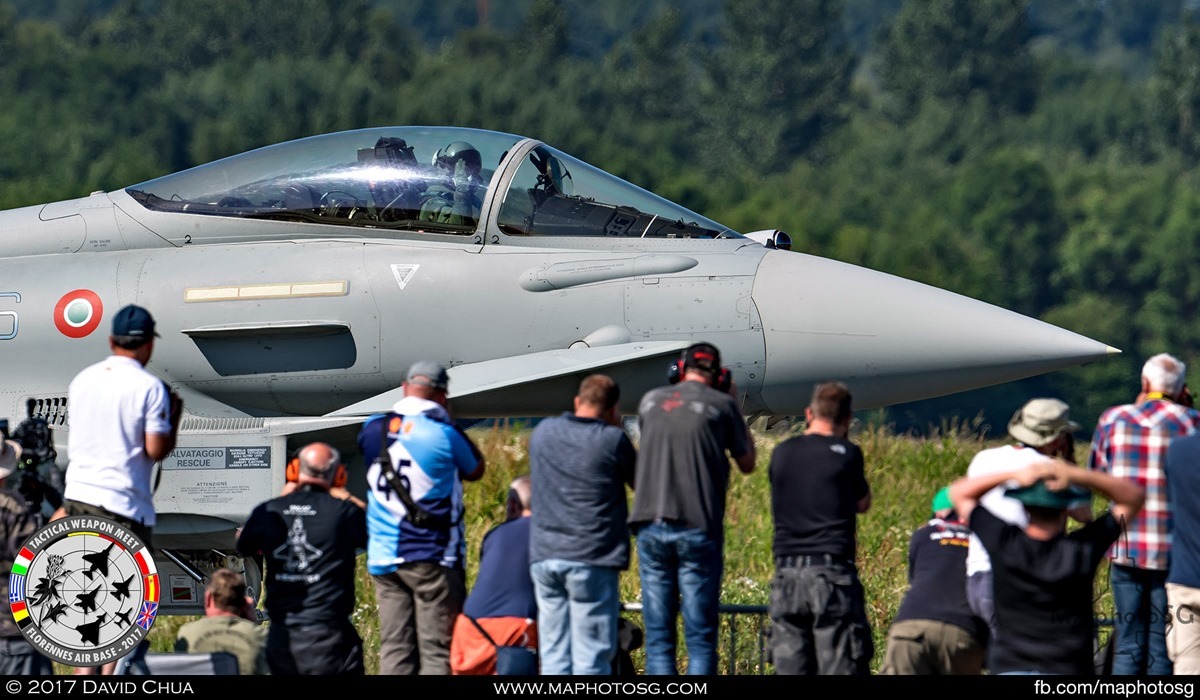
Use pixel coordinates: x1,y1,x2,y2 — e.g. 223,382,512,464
1088,398,1200,570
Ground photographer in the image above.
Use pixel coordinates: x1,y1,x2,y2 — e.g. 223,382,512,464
59,305,181,551
356,361,486,675
59,305,181,676
8,413,64,521
0,439,53,674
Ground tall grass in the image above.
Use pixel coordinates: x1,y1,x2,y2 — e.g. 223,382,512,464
139,419,1115,674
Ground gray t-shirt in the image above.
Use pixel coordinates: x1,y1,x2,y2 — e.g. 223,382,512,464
530,413,637,568
627,381,751,537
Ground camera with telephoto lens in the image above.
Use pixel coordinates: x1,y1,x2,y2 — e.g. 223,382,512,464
2,408,63,515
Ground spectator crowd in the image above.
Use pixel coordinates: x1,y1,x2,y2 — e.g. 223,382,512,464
4,306,1199,677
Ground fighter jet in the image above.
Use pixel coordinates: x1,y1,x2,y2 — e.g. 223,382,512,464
113,608,132,627
110,573,134,601
0,126,1117,613
74,585,101,614
75,613,107,646
40,601,69,627
81,542,113,581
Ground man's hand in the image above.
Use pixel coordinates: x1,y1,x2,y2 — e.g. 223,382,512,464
1014,461,1055,488
330,486,366,509
454,159,474,193
1039,460,1075,491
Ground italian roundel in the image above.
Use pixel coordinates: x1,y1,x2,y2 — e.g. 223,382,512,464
54,290,104,338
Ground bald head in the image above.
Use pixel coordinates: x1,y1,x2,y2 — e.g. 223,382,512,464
506,475,532,520
297,442,340,483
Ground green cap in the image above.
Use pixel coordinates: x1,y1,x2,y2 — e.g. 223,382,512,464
931,486,953,515
1004,481,1091,510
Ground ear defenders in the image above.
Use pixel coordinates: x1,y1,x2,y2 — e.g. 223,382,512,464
667,355,732,393
286,455,348,488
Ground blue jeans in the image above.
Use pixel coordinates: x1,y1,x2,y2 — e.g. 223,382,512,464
1111,564,1172,675
636,521,723,675
530,559,620,675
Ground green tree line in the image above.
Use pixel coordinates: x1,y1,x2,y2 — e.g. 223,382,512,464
4,0,1200,431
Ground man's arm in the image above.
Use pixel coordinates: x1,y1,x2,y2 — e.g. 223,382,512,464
1046,460,1145,524
950,462,1052,523
145,389,183,462
330,487,366,510
1086,419,1111,474
453,424,486,482
235,507,263,556
462,456,486,482
857,488,872,514
853,447,870,513
734,437,756,475
617,433,637,490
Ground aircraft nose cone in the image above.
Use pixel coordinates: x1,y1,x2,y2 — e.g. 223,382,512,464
752,251,1118,414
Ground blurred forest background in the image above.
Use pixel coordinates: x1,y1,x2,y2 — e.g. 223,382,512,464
4,0,1200,434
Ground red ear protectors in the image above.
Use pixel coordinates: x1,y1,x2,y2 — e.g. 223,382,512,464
667,358,732,393
286,455,348,488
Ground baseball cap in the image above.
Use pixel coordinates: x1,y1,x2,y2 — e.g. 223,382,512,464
1007,398,1079,448
1004,480,1091,511
0,440,22,480
683,343,721,374
111,304,160,339
405,361,449,391
931,486,953,515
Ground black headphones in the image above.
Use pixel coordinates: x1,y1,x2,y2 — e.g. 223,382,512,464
668,345,732,393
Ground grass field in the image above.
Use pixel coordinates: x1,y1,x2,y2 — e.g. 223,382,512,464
138,419,1116,675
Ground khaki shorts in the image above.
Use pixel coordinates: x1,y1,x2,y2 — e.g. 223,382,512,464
63,499,153,551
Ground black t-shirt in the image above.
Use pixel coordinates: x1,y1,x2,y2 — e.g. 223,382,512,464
893,516,986,641
236,486,367,625
628,382,751,536
769,434,868,561
970,507,1122,675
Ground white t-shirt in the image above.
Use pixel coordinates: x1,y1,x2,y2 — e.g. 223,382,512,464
964,444,1045,576
64,355,173,526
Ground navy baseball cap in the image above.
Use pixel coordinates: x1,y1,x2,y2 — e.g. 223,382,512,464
111,304,160,339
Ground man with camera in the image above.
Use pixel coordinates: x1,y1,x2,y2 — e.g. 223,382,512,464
236,442,366,675
60,304,182,552
767,381,873,675
58,304,181,675
0,440,53,675
628,342,755,675
357,361,486,674
1089,353,1200,675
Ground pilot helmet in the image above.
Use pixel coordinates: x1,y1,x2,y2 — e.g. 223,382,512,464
434,141,482,176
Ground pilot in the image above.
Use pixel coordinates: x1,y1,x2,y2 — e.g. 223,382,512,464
419,141,485,228
361,137,424,221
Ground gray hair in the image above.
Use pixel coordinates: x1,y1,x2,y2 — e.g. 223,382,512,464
1143,353,1187,395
